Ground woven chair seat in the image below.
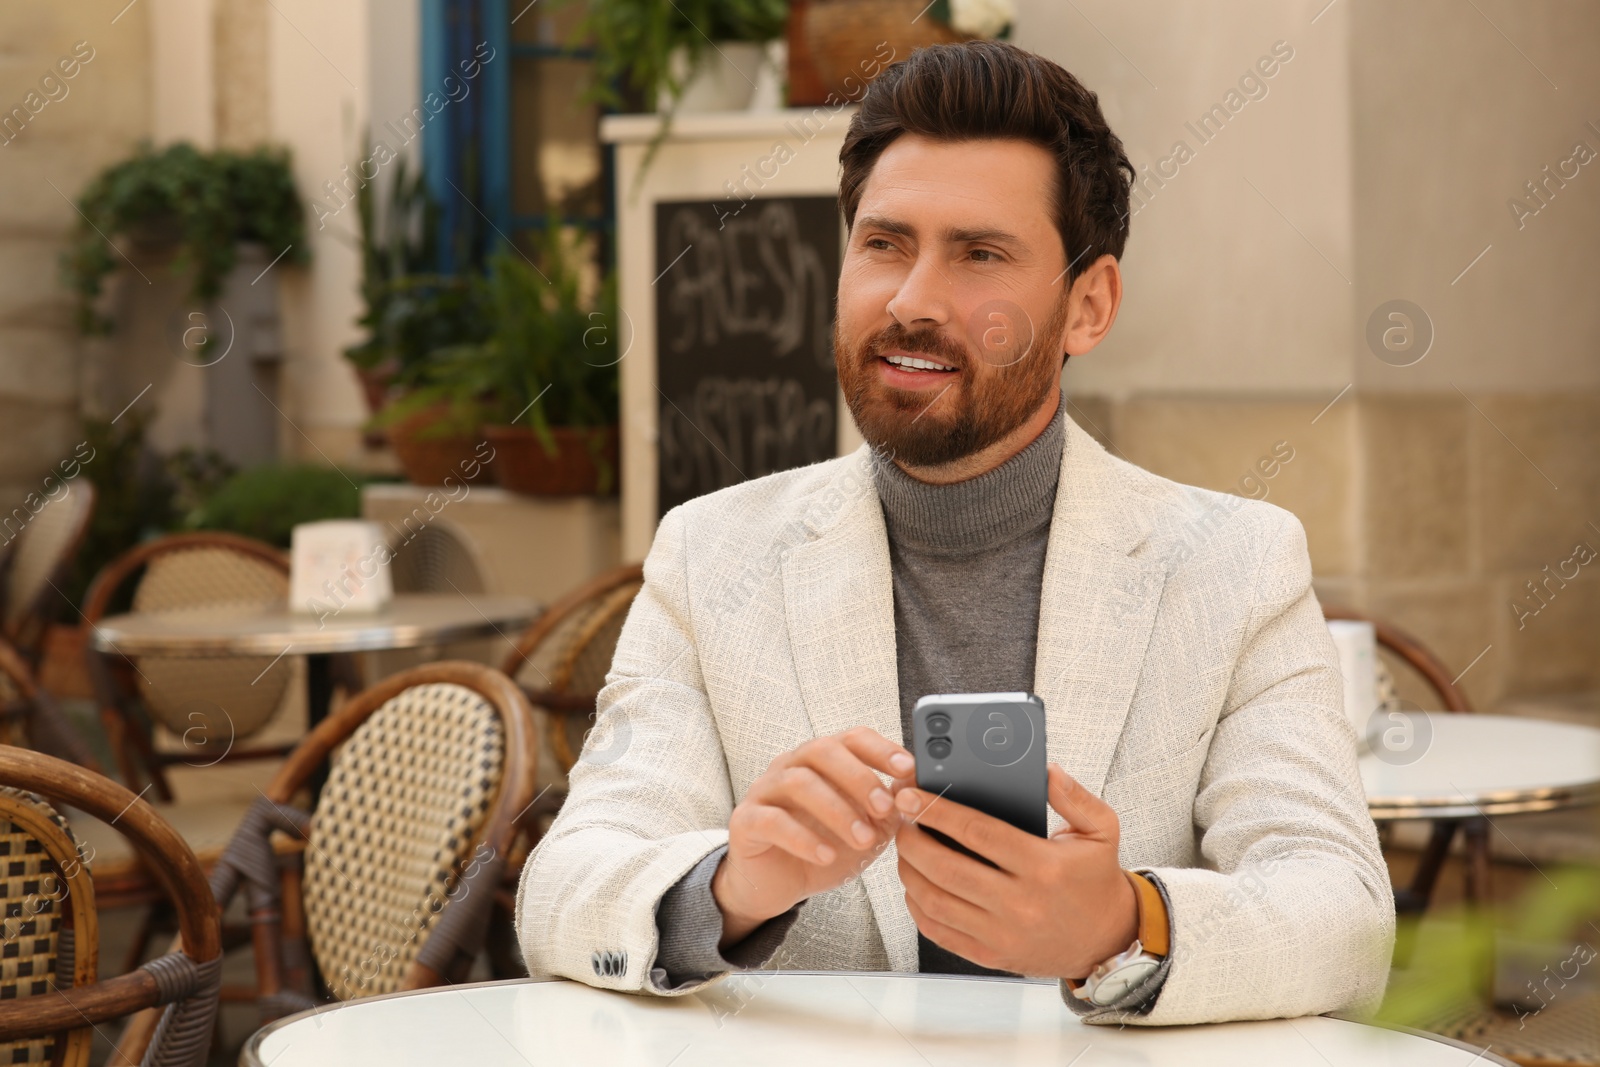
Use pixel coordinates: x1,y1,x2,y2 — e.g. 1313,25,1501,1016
128,546,292,742
303,681,505,1001
0,787,94,1066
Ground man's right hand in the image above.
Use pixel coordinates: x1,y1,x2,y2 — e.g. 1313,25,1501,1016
712,726,914,949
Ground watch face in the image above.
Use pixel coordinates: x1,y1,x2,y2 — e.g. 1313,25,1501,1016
1091,959,1160,1006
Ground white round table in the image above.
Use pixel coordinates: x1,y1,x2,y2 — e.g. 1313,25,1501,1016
88,593,538,733
1360,711,1600,952
241,974,1512,1066
1361,712,1600,820
88,593,538,659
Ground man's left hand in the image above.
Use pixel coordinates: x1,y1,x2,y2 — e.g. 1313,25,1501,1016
893,763,1138,979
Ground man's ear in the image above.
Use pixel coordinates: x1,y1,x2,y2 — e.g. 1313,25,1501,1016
1062,254,1123,358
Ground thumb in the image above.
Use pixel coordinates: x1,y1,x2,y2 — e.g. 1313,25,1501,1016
1047,764,1118,842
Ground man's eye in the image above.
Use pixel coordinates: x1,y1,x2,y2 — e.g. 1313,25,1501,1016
970,249,1000,262
866,238,895,251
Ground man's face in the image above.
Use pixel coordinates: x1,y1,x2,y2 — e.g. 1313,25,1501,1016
836,135,1072,468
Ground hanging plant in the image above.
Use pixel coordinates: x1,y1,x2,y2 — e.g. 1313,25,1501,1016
61,141,309,334
575,0,789,113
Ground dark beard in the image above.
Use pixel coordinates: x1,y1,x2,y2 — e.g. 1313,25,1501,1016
835,295,1070,468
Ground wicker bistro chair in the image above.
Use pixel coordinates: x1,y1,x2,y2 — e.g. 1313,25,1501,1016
0,748,222,1067
1323,606,1479,917
209,661,537,1020
83,532,300,802
0,635,101,769
500,564,645,785
482,565,643,980
0,482,96,665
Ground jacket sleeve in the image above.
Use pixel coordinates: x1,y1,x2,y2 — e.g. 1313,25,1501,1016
515,506,751,994
1117,510,1395,1026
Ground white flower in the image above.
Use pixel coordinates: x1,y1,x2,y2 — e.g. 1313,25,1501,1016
949,0,1015,39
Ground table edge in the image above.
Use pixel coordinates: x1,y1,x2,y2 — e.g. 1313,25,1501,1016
88,598,539,656
1325,1012,1519,1067
239,973,1509,1066
1367,783,1600,820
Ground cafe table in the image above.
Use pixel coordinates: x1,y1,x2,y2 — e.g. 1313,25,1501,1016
242,973,1513,1066
1360,712,1600,916
88,592,539,734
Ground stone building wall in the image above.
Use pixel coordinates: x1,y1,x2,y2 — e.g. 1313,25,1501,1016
0,1,151,517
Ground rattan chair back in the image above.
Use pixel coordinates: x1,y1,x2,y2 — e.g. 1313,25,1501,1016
388,523,486,595
1323,606,1474,713
0,785,96,1065
305,680,505,999
0,482,95,660
0,748,221,1067
84,532,293,746
222,662,536,1013
500,564,644,771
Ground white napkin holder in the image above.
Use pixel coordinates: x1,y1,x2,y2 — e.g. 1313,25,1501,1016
290,520,393,616
1326,619,1378,750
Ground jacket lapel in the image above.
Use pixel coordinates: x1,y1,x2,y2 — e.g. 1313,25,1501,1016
780,448,918,970
1034,419,1168,801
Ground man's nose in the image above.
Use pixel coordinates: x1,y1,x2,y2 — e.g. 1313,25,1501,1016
885,253,955,331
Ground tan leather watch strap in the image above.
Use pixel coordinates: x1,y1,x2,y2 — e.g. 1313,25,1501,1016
1124,870,1170,957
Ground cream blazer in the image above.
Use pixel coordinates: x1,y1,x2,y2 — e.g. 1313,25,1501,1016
516,417,1395,1025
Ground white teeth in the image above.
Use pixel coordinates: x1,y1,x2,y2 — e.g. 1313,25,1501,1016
885,354,953,371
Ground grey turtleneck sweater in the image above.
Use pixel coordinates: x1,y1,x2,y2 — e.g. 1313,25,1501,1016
650,398,1160,1006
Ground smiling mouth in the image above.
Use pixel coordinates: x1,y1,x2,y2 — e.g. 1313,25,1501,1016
880,352,957,373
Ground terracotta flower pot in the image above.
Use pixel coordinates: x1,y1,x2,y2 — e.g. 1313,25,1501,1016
801,0,967,102
386,405,498,488
484,425,620,496
353,362,398,447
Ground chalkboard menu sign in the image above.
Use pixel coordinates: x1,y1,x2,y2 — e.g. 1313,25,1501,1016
654,196,841,518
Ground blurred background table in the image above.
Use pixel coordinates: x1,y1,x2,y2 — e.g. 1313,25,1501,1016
89,592,539,733
243,973,1513,1066
1363,713,1600,822
1363,712,1600,916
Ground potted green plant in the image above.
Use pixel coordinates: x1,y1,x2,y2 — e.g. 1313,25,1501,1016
382,226,620,496
571,0,787,186
62,142,307,335
344,156,498,484
577,0,788,114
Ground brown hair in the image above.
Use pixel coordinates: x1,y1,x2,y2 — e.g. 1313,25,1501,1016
839,41,1134,284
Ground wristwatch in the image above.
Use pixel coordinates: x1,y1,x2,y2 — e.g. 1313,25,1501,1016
1071,871,1169,1008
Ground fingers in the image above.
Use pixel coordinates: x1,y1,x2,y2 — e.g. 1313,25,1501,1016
743,728,910,859
902,857,985,940
758,728,907,839
893,786,1033,873
805,733,901,826
895,819,1007,905
902,888,996,970
733,802,837,865
837,726,916,781
1046,764,1119,842
776,766,878,850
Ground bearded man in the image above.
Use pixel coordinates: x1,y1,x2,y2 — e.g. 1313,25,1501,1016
516,40,1393,1025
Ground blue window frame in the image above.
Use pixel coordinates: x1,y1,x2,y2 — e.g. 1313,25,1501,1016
421,0,615,276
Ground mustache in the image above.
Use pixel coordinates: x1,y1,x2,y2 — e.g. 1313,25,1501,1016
864,323,970,370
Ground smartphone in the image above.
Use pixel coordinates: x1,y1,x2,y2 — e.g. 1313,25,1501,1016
910,693,1048,865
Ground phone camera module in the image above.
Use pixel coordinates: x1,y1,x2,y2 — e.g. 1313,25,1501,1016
926,736,952,760
925,712,952,735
